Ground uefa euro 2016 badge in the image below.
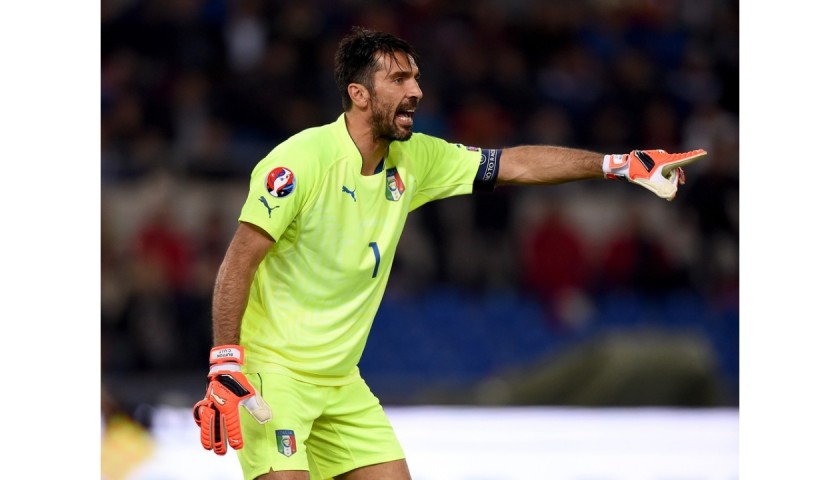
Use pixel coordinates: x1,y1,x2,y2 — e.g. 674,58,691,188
276,430,297,457
265,166,296,198
385,167,405,201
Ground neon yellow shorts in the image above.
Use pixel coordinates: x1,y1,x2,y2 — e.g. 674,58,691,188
236,372,405,480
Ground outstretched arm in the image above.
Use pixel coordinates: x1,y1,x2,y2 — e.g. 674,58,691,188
495,145,706,200
497,145,604,185
212,221,275,346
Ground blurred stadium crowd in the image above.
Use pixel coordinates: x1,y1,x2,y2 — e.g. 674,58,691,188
101,0,738,411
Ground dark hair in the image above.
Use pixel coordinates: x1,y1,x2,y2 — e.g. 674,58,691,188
334,26,419,111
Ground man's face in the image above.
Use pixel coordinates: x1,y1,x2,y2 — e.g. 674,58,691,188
369,51,423,142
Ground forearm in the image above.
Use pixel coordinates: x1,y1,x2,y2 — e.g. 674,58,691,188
211,256,255,346
496,145,604,185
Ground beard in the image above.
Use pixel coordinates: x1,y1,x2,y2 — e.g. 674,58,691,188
370,95,416,142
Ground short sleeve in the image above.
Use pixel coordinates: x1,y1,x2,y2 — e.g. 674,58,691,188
408,136,486,211
238,145,318,241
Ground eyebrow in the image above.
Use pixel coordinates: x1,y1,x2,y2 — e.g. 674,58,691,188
387,67,421,79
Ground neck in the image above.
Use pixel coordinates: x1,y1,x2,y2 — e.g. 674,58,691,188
344,110,389,175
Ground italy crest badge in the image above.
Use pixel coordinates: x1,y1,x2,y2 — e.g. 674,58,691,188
385,167,405,201
276,430,297,457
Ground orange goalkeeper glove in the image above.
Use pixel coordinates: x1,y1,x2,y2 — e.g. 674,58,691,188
603,149,707,201
192,345,272,455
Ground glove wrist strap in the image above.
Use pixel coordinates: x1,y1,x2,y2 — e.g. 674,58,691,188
209,344,245,367
209,363,242,374
603,153,630,180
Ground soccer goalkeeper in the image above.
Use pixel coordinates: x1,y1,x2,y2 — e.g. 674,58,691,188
192,26,706,480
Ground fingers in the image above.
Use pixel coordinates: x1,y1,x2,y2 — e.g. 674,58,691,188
196,402,220,453
665,167,685,186
213,405,228,455
223,408,245,450
193,400,205,427
195,400,234,455
662,167,685,201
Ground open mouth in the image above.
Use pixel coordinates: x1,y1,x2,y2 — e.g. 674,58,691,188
395,109,414,128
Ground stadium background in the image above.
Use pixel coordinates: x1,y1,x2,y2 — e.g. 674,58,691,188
100,0,739,478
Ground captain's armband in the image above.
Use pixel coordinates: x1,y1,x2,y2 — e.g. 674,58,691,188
473,148,502,192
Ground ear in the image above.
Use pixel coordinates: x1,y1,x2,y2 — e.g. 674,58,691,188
347,83,370,109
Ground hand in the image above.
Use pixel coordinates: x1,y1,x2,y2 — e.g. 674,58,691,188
192,345,273,455
603,149,707,201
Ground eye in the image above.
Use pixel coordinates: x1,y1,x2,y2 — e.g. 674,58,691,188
394,77,403,84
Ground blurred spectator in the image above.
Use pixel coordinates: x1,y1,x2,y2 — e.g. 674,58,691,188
133,206,193,291
450,93,516,147
109,204,194,370
587,104,632,152
667,43,723,113
118,249,182,370
596,206,689,295
680,98,738,304
102,207,133,370
681,146,739,304
519,204,592,330
523,105,574,146
640,98,682,152
604,47,659,117
170,70,214,164
223,0,268,73
537,45,605,118
682,100,739,170
177,208,233,365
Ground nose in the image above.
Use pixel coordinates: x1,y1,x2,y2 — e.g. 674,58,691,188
408,79,423,101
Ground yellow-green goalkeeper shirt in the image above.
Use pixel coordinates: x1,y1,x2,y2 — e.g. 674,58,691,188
238,114,486,385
